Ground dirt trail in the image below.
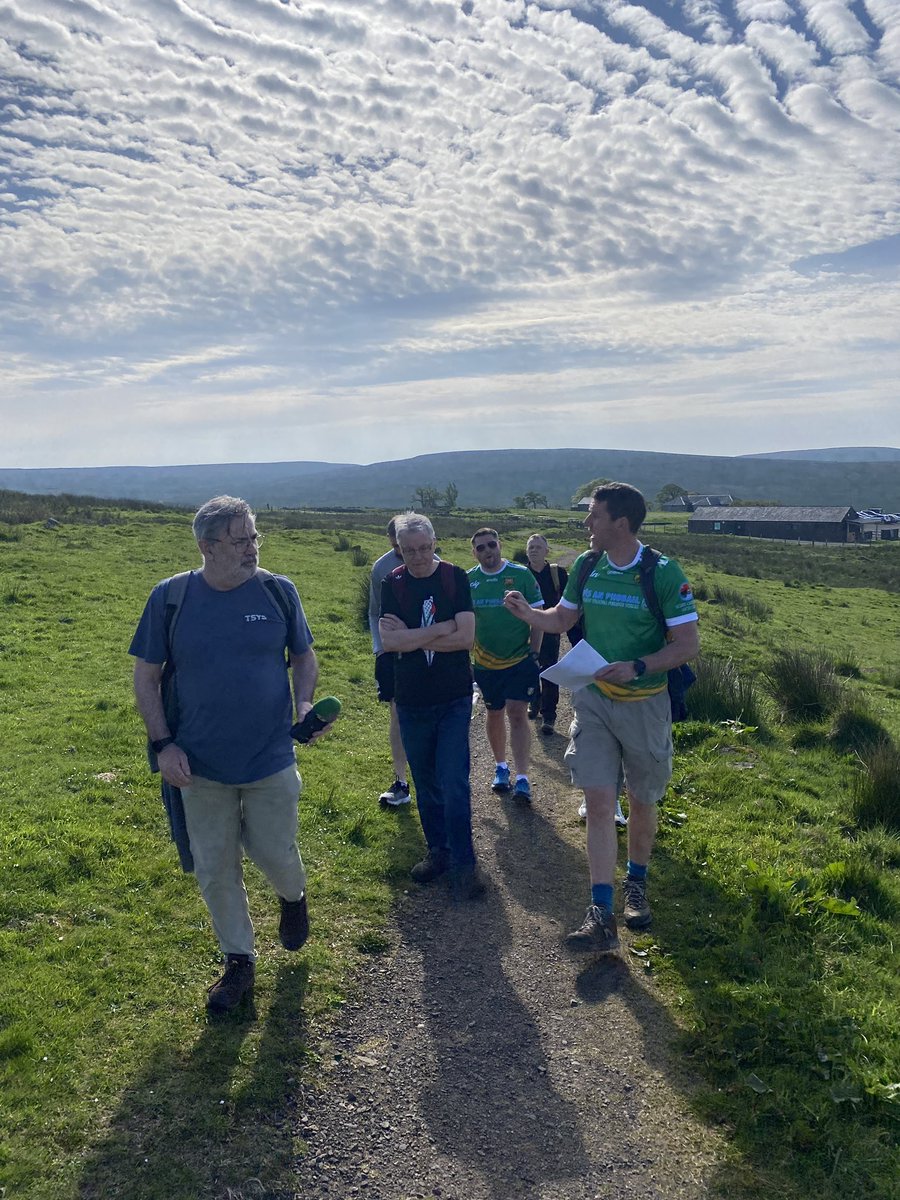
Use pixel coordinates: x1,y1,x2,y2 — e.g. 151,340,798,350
291,694,725,1199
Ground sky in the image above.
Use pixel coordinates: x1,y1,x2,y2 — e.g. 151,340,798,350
1,0,899,469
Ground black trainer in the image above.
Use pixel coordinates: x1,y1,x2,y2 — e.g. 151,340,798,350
279,894,309,950
565,905,619,954
410,849,449,884
207,954,255,1012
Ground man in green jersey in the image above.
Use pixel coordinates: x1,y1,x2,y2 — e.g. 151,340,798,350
503,483,699,952
468,528,544,802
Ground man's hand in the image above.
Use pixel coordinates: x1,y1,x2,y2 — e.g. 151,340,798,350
158,742,192,788
594,661,640,686
379,613,407,632
503,590,533,622
293,699,337,745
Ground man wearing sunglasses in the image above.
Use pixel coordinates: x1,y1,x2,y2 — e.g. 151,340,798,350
468,528,544,802
131,495,329,1013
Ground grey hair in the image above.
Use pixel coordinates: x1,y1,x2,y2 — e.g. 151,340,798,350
192,495,255,544
394,511,435,544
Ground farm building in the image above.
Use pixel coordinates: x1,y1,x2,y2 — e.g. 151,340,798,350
661,493,733,512
688,506,900,542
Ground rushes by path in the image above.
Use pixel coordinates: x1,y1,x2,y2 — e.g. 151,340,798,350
291,697,724,1199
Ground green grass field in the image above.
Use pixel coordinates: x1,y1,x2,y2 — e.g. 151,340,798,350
1,508,898,1198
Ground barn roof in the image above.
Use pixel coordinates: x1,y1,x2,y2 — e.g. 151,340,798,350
689,506,854,523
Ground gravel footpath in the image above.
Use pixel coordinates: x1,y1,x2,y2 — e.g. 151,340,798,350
291,695,724,1199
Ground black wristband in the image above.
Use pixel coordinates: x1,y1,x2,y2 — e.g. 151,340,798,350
151,736,175,753
632,659,647,679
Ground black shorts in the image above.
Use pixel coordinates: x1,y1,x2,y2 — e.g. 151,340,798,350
474,656,540,711
375,652,397,703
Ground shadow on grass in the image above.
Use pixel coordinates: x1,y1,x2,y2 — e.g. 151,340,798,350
78,962,311,1200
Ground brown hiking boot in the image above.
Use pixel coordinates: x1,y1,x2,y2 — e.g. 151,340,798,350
410,849,449,884
565,905,619,954
206,955,255,1012
622,876,652,929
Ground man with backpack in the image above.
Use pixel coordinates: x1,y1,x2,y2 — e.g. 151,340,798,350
130,496,331,1012
503,482,698,953
524,533,582,734
378,512,485,899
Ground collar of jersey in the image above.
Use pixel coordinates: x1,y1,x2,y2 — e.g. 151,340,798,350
479,559,509,576
603,541,644,574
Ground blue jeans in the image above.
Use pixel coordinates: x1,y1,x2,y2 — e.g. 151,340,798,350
397,695,475,867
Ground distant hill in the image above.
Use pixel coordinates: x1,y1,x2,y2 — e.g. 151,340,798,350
2,448,899,511
741,447,900,463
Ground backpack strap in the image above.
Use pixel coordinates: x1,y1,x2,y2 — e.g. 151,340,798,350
636,546,667,639
162,571,192,650
549,563,561,597
389,561,457,621
575,551,601,606
257,567,293,623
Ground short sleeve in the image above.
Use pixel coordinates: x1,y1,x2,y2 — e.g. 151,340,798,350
656,559,698,626
128,581,170,663
562,552,589,606
451,566,473,614
279,578,315,653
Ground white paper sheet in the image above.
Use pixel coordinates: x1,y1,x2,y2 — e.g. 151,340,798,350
540,639,608,691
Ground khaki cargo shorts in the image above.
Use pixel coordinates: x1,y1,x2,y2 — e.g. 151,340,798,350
564,686,673,804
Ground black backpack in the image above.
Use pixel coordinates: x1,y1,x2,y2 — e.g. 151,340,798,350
575,546,696,720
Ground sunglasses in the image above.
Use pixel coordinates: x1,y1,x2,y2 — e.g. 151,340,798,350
475,540,498,552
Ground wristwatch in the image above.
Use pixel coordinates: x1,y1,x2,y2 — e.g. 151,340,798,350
151,736,175,753
631,659,647,680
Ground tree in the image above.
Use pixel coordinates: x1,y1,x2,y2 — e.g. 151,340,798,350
443,481,459,510
523,491,548,509
513,495,526,510
411,485,442,511
656,482,689,505
571,477,611,504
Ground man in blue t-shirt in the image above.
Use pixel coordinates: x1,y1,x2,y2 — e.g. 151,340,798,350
130,495,330,1013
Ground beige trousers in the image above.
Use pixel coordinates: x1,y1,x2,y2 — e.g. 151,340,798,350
181,764,306,958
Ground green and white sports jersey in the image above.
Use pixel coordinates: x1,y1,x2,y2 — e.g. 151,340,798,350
561,546,698,700
467,560,543,669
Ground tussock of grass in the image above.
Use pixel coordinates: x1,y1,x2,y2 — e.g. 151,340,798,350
350,546,369,567
828,704,893,758
688,654,763,726
711,583,772,622
853,742,900,831
833,648,863,678
763,647,844,722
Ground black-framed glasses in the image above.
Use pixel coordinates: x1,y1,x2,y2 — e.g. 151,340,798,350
215,532,265,550
474,539,498,552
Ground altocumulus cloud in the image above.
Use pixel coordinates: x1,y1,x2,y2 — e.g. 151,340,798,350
0,0,898,465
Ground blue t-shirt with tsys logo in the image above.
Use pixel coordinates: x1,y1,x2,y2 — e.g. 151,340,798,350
129,570,313,784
